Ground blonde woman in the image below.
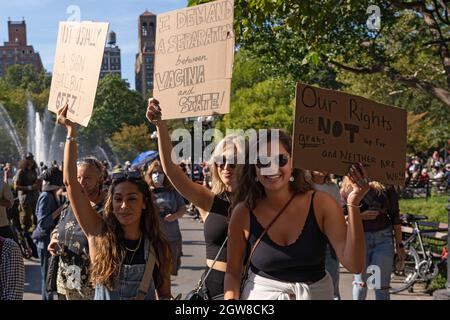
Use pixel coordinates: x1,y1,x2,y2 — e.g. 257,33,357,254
57,105,172,300
341,178,405,300
147,98,245,299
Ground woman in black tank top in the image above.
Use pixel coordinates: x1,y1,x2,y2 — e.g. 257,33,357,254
147,99,246,299
225,131,371,300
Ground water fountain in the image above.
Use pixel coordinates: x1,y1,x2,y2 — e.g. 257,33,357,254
0,103,25,158
1,100,119,167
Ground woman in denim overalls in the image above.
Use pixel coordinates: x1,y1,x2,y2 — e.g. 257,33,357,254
57,105,173,300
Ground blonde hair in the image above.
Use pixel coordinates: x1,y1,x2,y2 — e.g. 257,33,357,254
340,177,385,194
207,133,247,195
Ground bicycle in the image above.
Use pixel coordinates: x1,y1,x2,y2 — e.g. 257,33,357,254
390,213,447,294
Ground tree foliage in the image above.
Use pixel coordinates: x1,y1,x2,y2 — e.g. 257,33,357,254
78,74,150,149
108,123,156,163
190,0,450,107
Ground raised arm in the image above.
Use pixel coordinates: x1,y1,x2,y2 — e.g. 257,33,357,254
58,105,103,238
321,164,370,274
146,99,215,211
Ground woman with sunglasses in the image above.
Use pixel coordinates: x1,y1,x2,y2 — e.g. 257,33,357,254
146,98,245,299
225,130,370,300
47,156,106,300
57,105,172,300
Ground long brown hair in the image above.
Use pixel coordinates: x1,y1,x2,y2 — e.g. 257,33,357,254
232,130,313,210
90,178,172,290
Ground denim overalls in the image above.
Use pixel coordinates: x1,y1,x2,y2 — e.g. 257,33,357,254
94,237,156,300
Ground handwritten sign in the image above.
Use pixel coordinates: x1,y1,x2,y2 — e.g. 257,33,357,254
154,0,235,120
48,21,109,127
292,83,407,185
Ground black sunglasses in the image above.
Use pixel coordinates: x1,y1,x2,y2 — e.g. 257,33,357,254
111,169,142,181
214,156,237,169
256,154,290,169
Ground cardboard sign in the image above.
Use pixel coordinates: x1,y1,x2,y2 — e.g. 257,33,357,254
292,83,407,185
154,0,235,120
48,21,109,127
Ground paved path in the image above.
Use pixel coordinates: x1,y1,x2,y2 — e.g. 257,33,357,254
23,215,433,300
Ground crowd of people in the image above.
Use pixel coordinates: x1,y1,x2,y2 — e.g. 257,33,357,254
405,152,450,190
0,99,448,301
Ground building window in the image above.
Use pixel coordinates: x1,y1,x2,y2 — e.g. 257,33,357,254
142,23,148,37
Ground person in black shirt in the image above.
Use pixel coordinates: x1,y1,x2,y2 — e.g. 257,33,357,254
147,98,245,299
225,131,370,300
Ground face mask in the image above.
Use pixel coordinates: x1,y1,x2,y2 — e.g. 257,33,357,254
152,172,165,185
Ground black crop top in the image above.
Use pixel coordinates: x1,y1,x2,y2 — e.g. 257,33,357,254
248,192,327,283
204,193,230,262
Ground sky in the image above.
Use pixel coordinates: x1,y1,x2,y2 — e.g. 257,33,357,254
0,0,188,89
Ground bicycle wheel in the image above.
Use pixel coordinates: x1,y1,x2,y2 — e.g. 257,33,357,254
390,246,420,294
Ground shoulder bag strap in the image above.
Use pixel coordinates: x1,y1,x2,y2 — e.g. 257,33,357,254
134,245,157,300
196,236,228,291
241,193,297,286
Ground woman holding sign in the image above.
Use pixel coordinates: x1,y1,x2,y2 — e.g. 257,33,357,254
224,130,370,300
341,179,404,300
56,105,173,300
146,98,245,299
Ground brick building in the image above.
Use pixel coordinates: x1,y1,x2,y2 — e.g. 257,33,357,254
0,19,43,77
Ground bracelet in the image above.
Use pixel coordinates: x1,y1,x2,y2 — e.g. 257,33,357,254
66,136,76,142
346,203,362,208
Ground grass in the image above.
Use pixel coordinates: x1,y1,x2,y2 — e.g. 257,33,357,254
399,194,449,223
399,194,449,292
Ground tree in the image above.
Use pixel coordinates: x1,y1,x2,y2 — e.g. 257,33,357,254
189,0,450,107
78,74,150,150
108,124,156,163
4,64,51,94
220,77,295,132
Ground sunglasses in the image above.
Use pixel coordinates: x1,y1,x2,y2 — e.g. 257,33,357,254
111,169,143,181
256,154,290,169
214,156,237,169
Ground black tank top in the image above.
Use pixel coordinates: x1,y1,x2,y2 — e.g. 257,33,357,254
248,192,327,283
203,193,229,262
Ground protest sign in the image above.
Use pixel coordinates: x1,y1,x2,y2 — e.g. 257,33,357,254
154,0,235,120
48,21,109,127
292,83,407,185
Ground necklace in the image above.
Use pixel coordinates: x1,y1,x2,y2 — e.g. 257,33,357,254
124,235,142,265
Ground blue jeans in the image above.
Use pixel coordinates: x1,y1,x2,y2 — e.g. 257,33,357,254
353,227,394,300
37,248,53,300
325,244,340,300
